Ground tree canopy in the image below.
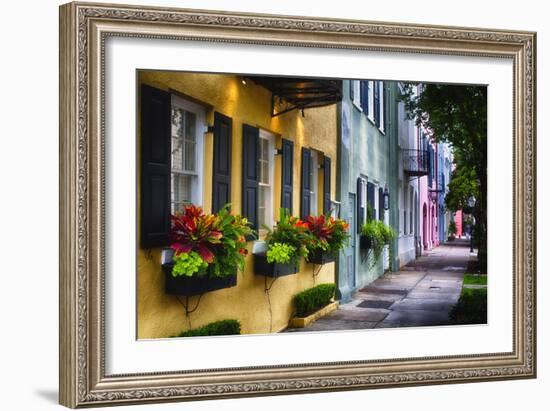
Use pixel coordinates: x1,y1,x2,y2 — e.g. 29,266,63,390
400,83,487,269
400,83,486,169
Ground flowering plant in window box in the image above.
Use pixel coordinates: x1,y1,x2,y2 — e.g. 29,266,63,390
360,219,395,267
253,209,310,277
303,214,349,265
163,205,254,296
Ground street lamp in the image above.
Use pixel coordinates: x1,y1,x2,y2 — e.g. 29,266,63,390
468,196,476,253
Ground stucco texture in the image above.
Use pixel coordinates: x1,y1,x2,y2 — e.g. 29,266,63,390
338,81,395,294
137,71,338,339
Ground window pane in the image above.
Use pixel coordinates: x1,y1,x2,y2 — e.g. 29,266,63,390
171,108,184,171
261,161,269,184
261,138,269,160
184,140,195,172
183,111,196,172
171,174,194,213
258,136,273,230
185,111,196,142
259,186,266,227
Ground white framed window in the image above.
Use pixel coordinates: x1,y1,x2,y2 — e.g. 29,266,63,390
379,81,385,133
170,95,205,213
258,129,275,233
352,80,362,111
403,186,408,235
368,80,375,120
373,182,379,220
310,150,320,215
410,187,414,235
360,176,367,224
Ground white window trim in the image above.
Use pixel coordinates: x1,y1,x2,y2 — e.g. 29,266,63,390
259,129,275,234
367,80,375,121
170,94,206,208
359,176,367,224
379,81,385,133
352,80,362,111
373,182,379,220
403,186,408,235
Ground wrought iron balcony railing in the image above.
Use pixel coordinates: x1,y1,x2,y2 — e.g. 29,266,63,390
428,181,444,203
402,149,429,176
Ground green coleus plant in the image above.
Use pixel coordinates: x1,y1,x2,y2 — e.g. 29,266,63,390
172,251,208,277
266,242,295,264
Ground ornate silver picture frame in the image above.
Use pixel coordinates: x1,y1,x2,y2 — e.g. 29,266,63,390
59,1,536,408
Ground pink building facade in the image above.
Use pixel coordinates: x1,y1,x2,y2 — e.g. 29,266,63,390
418,132,439,252
454,210,463,238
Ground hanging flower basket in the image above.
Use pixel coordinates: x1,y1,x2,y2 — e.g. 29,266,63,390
162,263,237,296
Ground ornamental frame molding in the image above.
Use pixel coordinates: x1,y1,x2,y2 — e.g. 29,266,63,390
59,2,536,408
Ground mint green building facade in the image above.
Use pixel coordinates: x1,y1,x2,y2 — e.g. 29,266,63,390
337,80,400,301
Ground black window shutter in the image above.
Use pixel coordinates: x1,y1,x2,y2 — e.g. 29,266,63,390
378,187,384,221
360,81,369,113
241,124,259,233
281,138,294,214
212,112,232,213
349,80,354,101
323,155,331,214
140,84,171,249
300,147,312,219
367,181,376,221
374,81,380,127
356,177,364,233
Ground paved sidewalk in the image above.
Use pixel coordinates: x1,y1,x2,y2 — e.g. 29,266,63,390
286,240,472,332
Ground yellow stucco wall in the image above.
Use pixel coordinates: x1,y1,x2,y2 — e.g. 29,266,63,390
137,71,338,338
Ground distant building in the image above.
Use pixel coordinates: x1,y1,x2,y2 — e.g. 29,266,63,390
395,84,421,266
454,210,464,238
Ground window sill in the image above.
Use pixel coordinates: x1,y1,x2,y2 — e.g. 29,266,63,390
367,116,385,134
352,101,363,113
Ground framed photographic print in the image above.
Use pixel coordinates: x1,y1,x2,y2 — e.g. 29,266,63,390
59,1,537,408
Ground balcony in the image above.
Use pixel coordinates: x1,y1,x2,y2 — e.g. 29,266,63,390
402,149,429,176
428,181,444,203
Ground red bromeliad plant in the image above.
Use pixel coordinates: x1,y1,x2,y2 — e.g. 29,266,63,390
170,205,222,263
169,205,255,278
264,209,311,265
304,214,349,256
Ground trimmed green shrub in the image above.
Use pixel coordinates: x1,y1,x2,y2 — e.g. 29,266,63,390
448,220,457,236
449,288,487,324
175,319,241,337
463,274,487,286
293,283,336,317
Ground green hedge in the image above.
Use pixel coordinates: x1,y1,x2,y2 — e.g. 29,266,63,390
294,283,336,317
175,319,241,337
449,289,487,325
